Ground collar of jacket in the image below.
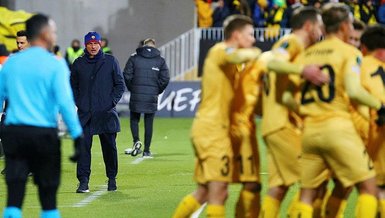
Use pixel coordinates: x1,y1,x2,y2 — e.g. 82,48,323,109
84,49,104,63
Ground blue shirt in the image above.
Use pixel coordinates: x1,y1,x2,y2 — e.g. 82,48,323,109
0,46,82,138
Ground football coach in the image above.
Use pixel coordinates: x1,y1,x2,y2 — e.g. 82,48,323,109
0,14,83,218
70,31,125,193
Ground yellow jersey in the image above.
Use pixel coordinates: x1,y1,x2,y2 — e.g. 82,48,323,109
261,34,304,136
191,42,240,138
294,36,363,120
231,52,271,129
361,55,385,157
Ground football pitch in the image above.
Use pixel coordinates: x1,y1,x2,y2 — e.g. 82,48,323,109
0,118,359,217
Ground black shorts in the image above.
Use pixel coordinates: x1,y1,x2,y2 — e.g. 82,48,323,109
2,125,61,187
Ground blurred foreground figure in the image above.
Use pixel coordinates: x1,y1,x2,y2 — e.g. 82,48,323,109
0,14,83,218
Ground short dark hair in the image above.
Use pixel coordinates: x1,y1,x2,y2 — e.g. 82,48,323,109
290,6,320,31
16,30,27,38
26,14,50,41
353,19,366,31
321,3,351,34
361,25,385,51
223,15,253,40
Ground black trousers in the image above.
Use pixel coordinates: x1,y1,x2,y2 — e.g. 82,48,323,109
0,113,5,157
130,112,155,152
2,125,60,210
76,122,118,183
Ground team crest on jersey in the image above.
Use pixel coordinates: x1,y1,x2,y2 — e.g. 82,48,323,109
279,41,289,49
356,56,362,66
225,47,235,54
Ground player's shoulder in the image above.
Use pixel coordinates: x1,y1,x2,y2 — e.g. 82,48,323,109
362,55,379,65
273,34,300,49
209,42,227,53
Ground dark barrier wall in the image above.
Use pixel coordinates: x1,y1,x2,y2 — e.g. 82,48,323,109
117,81,201,117
198,39,276,76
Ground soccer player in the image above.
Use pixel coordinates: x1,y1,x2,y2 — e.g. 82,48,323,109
172,15,261,218
360,25,385,217
259,6,325,217
348,19,366,49
0,14,83,218
286,3,385,218
230,54,268,217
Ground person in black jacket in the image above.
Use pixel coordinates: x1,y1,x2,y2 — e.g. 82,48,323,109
123,38,170,158
70,32,125,193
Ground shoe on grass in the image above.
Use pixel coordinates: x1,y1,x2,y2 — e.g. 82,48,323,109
142,151,153,159
76,182,90,193
130,141,143,157
107,178,117,191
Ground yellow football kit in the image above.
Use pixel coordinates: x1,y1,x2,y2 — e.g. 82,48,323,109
361,55,385,185
191,42,260,184
293,36,375,188
261,34,304,187
350,104,369,146
230,53,271,183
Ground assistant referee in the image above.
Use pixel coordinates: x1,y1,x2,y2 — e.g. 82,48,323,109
0,14,83,218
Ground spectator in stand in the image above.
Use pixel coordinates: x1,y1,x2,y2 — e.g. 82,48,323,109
101,38,112,54
212,0,231,27
53,45,61,57
265,0,287,39
229,0,252,16
378,0,385,24
65,39,83,68
282,0,303,28
252,0,268,27
195,0,213,27
312,0,323,9
358,0,377,24
123,38,170,158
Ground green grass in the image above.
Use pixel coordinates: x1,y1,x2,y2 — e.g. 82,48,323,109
0,118,358,217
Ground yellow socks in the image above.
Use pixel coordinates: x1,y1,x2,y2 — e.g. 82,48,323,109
259,195,280,218
355,194,377,218
287,192,299,216
288,202,313,218
379,199,385,218
172,194,201,218
335,199,347,218
324,195,343,218
320,189,332,218
207,204,225,218
235,189,260,218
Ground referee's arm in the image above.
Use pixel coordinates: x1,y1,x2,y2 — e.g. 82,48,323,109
53,60,82,139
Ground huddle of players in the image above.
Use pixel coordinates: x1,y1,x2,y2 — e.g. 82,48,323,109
173,2,385,218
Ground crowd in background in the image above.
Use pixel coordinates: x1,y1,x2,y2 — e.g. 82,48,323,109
196,0,385,28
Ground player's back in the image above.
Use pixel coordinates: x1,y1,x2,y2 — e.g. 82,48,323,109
361,54,385,157
192,42,238,137
295,36,362,120
362,55,385,103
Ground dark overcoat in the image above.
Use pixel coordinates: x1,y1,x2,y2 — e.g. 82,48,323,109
71,52,125,134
